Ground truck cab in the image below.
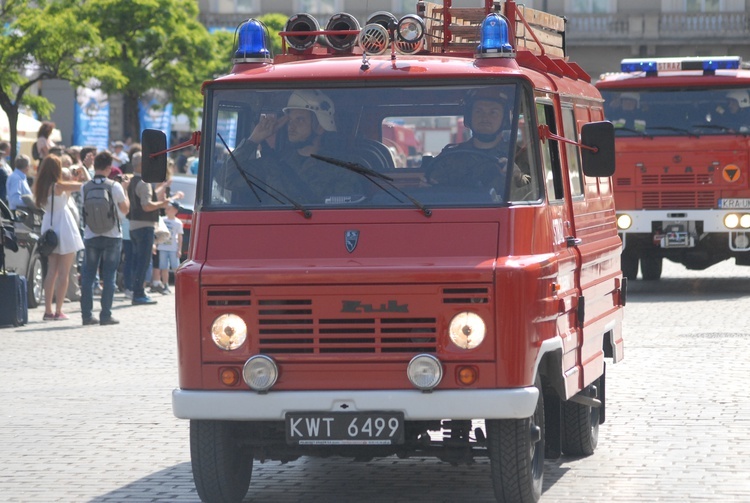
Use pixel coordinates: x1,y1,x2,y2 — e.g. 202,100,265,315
143,2,624,502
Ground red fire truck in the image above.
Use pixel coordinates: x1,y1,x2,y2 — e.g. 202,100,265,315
142,2,624,502
597,56,750,280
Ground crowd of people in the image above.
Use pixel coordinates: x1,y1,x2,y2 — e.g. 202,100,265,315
1,121,184,326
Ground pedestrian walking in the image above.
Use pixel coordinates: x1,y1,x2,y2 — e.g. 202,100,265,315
79,151,130,326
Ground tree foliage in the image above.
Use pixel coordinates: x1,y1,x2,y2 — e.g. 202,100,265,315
0,0,123,160
81,0,220,138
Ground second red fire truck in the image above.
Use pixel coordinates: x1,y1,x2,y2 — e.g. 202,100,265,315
597,56,750,280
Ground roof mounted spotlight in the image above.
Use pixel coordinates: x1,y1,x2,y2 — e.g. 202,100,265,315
283,13,321,52
397,14,425,47
367,11,398,31
233,19,272,64
324,12,361,52
476,13,514,58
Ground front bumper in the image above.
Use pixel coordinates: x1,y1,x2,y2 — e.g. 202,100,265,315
173,387,539,421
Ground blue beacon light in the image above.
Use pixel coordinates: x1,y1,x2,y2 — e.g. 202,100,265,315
477,13,514,58
233,19,271,63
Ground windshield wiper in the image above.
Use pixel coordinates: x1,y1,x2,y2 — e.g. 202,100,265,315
691,123,743,134
311,153,432,217
218,134,312,219
614,126,652,138
649,126,699,138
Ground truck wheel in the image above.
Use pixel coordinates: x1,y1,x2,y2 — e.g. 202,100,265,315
620,253,638,280
190,420,253,503
561,381,600,456
487,379,544,503
27,253,44,308
640,255,662,281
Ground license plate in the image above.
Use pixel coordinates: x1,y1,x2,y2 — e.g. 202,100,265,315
719,198,750,209
286,411,405,445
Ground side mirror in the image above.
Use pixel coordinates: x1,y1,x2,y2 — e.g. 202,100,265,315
580,121,615,178
141,129,168,183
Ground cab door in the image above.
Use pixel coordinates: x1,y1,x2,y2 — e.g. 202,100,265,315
536,99,582,398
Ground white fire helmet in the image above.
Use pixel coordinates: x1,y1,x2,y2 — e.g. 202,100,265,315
283,90,337,131
726,90,750,108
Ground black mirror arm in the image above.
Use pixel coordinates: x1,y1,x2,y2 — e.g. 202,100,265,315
538,124,598,153
148,131,201,159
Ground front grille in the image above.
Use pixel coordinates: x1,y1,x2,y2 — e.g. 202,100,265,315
642,191,715,209
257,309,437,354
641,173,713,185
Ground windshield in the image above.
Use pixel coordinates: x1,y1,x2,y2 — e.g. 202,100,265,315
204,83,539,210
601,87,750,136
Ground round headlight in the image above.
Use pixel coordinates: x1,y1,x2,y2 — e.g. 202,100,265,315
448,312,486,349
243,355,278,391
397,14,425,43
407,354,443,390
616,214,632,230
740,214,750,229
725,213,740,229
211,314,247,350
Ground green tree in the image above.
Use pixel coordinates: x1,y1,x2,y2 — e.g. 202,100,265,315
82,0,224,139
258,13,287,57
0,0,121,161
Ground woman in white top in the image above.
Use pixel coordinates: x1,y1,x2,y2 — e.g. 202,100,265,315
33,155,90,320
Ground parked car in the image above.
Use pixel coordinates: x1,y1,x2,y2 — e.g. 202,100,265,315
1,198,44,308
169,174,196,261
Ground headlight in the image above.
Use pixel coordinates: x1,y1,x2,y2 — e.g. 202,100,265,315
211,314,247,350
448,312,486,349
725,213,740,229
243,355,278,392
407,354,443,390
740,214,750,229
616,214,632,230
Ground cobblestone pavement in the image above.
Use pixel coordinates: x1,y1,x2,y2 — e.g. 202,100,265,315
2,260,750,502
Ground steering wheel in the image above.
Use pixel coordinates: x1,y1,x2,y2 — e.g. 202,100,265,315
427,149,507,187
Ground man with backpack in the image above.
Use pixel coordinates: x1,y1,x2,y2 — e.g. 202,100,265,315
79,151,130,326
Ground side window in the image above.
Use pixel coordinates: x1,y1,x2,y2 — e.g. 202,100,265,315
562,107,584,197
536,102,564,201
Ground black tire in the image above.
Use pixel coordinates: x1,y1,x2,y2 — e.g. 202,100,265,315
561,382,600,456
190,420,253,503
487,378,544,503
640,255,662,281
27,253,44,308
620,252,639,281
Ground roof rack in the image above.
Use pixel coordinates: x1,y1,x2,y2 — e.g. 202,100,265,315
419,0,565,57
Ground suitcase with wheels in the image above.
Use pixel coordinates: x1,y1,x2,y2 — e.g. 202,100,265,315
0,272,28,327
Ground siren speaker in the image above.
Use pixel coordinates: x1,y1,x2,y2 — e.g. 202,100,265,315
284,13,320,51
358,24,389,55
324,13,361,52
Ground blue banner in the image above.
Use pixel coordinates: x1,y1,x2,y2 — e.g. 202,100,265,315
139,93,173,146
73,87,109,150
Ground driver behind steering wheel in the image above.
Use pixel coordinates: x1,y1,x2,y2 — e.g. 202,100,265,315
429,88,531,198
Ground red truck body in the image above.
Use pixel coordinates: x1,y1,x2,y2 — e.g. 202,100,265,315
142,2,625,502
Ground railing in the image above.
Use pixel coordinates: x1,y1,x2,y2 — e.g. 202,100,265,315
565,12,750,42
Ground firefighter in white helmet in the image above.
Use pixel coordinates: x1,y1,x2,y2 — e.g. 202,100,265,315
226,90,363,203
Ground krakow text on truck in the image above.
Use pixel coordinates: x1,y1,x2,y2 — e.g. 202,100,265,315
597,56,750,281
141,2,625,502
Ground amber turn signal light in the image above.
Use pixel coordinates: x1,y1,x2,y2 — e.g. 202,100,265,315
220,367,240,386
457,366,478,386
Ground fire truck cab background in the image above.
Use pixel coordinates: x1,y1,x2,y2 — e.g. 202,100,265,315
597,56,750,280
142,2,624,502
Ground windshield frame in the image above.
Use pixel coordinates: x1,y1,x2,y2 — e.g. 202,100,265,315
198,78,541,212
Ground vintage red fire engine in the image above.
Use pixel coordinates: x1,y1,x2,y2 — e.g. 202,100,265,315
142,1,624,501
597,56,750,280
